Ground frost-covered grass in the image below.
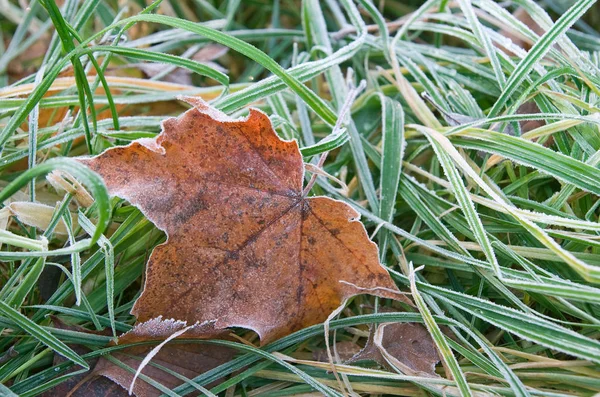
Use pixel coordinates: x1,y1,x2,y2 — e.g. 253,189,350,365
2,0,600,395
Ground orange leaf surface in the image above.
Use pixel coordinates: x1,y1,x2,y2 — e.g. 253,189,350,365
80,97,400,343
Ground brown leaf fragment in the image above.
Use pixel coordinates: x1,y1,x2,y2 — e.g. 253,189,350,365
41,373,128,397
347,322,439,376
498,7,545,53
193,44,229,63
43,318,235,397
312,341,362,362
79,97,401,344
40,318,127,397
94,318,236,397
517,101,544,134
135,63,193,85
193,44,229,74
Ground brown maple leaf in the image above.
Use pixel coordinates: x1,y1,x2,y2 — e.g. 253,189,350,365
80,97,401,343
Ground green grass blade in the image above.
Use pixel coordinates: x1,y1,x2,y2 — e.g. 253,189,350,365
488,0,597,116
409,264,472,397
0,301,88,369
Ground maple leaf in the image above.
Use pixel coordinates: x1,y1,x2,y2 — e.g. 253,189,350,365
80,97,401,343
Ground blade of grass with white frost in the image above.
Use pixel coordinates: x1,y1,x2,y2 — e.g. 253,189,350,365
378,94,405,256
399,176,472,256
0,384,18,397
27,64,44,201
446,318,530,397
303,0,379,211
516,0,596,67
62,207,82,307
456,0,506,89
78,213,116,336
43,0,98,153
450,128,600,196
408,264,472,397
488,0,597,116
403,161,600,232
415,125,600,282
0,301,88,369
412,124,535,309
419,126,502,279
0,230,47,252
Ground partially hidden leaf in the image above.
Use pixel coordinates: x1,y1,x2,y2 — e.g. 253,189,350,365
79,97,401,344
41,317,235,397
0,302,88,369
94,318,235,397
347,322,439,376
40,318,126,397
312,341,362,362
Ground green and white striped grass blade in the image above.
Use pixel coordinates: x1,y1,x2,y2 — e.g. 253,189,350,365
378,95,405,256
78,213,117,337
0,301,88,369
408,263,472,397
450,128,600,196
0,383,19,397
416,127,505,285
62,204,82,307
303,0,380,212
446,318,530,397
489,0,597,116
416,125,600,282
399,176,471,256
456,0,506,89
